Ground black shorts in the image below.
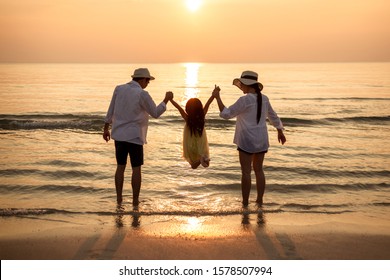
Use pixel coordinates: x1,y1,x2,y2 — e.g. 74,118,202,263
115,141,144,167
237,147,268,155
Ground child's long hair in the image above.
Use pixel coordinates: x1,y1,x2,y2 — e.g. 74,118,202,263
185,98,205,137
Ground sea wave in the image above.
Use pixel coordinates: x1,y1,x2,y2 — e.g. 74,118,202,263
1,183,388,196
0,208,72,217
281,97,390,101
1,113,389,131
265,167,390,179
0,113,103,132
0,169,108,180
0,205,363,217
0,184,108,194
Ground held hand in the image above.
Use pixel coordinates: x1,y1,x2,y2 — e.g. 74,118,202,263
166,91,174,101
212,85,221,98
163,91,174,104
103,130,111,142
278,131,286,145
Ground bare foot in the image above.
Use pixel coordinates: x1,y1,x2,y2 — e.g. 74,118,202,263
201,156,210,167
190,160,201,169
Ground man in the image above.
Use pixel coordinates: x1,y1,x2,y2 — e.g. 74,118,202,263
103,68,173,205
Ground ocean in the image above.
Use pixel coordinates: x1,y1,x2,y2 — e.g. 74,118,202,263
0,63,389,222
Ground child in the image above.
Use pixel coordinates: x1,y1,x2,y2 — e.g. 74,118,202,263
170,87,217,169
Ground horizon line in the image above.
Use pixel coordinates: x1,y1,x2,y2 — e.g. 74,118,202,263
1,60,389,64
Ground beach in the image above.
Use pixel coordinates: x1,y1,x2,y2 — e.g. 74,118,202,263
1,211,389,260
1,63,389,262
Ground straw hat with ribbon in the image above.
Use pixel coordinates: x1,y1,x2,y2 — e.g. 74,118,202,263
131,68,155,80
233,70,263,91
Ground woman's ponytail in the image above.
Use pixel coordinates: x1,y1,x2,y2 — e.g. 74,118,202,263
254,84,262,124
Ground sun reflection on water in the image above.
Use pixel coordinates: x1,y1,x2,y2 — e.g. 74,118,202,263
185,217,202,231
182,63,200,105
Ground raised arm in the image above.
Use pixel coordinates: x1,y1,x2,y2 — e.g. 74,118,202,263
170,98,188,122
203,94,215,115
212,85,225,112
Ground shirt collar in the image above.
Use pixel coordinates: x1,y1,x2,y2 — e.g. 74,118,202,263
128,80,142,88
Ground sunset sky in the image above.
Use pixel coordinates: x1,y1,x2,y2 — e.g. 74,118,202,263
0,0,389,63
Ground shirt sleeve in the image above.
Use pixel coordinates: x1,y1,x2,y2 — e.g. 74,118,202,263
140,91,167,118
220,96,247,120
267,100,284,129
104,87,117,124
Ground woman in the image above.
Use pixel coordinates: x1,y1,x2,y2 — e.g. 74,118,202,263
213,71,286,206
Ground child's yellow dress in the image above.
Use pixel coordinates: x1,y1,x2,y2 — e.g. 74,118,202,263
182,124,209,165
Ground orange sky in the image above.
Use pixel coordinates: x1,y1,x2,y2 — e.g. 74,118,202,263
0,0,389,63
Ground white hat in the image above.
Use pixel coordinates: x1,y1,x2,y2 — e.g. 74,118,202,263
131,68,155,80
233,70,263,91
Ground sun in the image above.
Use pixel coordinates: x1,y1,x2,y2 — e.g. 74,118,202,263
186,0,202,12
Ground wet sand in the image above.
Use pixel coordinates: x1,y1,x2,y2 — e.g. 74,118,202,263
1,212,389,260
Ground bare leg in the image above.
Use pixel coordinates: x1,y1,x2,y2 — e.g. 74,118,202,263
132,166,141,206
115,164,126,203
239,150,253,206
253,153,266,205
